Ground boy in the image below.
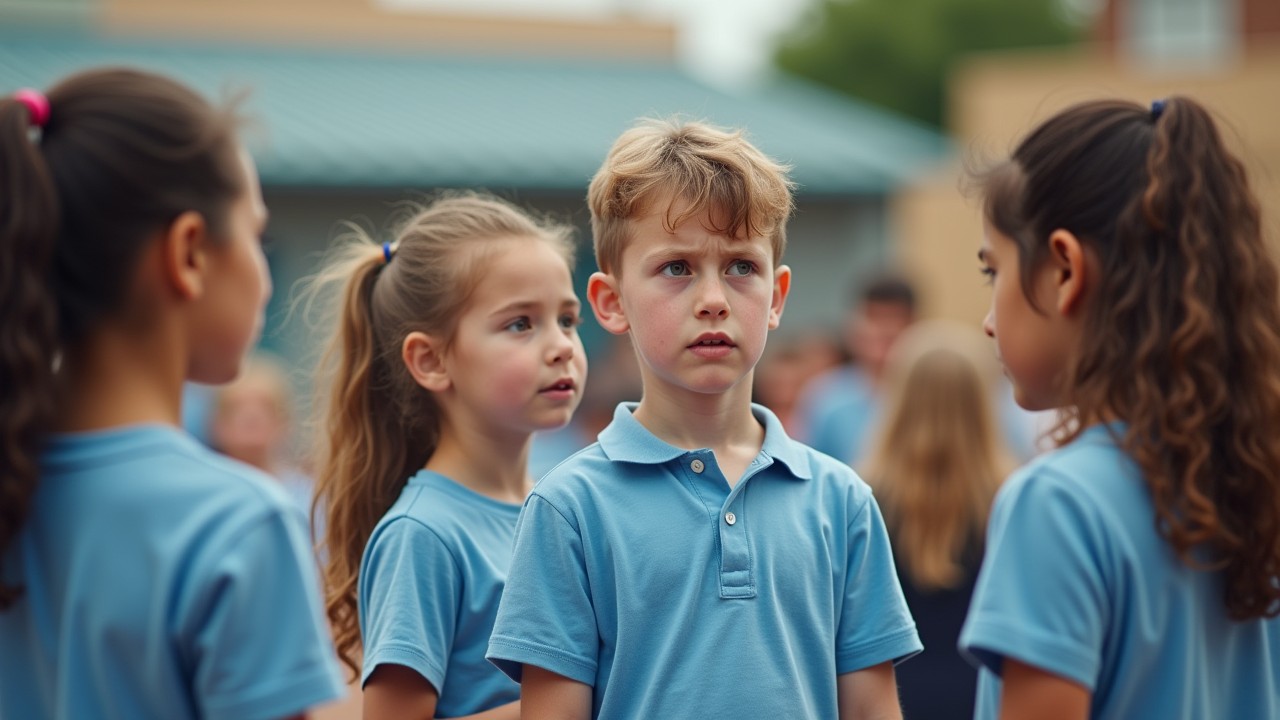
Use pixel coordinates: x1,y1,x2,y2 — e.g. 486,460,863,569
487,119,920,719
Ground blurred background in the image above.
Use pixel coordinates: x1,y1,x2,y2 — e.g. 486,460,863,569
2,1,1276,713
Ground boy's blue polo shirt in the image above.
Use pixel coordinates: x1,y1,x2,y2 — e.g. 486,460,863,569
488,403,921,719
960,424,1280,719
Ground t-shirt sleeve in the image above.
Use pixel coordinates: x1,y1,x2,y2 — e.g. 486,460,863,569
188,507,344,720
958,470,1109,690
358,517,460,692
836,494,923,674
486,494,598,686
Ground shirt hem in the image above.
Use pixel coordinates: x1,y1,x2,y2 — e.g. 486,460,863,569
959,617,1098,690
836,624,924,673
486,636,597,686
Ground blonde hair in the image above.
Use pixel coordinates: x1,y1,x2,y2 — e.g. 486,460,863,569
301,192,575,679
587,118,794,275
862,321,1014,591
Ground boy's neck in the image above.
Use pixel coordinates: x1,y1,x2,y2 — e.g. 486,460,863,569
632,379,763,455
426,422,533,505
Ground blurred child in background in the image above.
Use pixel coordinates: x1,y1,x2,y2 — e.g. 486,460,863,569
862,321,1015,720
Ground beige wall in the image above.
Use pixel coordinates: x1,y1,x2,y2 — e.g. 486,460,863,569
893,42,1280,325
102,0,676,59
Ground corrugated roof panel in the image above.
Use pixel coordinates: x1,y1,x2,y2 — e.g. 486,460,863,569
0,32,947,193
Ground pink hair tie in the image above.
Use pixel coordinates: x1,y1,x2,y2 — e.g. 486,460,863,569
13,88,50,127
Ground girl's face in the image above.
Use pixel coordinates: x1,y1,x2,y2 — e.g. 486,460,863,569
441,237,587,437
188,148,272,385
978,221,1072,411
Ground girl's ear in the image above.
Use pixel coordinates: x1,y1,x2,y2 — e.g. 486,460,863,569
588,271,630,335
403,331,450,392
1047,229,1087,316
162,210,210,301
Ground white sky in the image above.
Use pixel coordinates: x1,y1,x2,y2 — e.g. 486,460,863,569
377,0,816,87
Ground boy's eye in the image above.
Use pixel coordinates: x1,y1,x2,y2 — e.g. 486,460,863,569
559,313,581,330
660,261,690,277
727,261,755,276
505,317,532,332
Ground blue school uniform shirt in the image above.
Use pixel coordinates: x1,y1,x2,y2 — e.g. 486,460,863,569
487,403,921,719
959,424,1280,719
359,469,521,716
0,425,344,720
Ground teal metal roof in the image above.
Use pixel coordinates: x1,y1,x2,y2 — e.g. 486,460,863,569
0,32,946,193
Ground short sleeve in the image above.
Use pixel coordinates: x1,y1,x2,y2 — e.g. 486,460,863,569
188,508,344,720
836,495,923,674
358,517,460,691
959,470,1109,690
486,494,598,685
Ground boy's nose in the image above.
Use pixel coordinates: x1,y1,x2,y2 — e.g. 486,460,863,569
695,279,729,318
982,309,995,338
547,331,576,364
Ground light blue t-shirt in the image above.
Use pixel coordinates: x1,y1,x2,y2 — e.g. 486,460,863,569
359,469,522,716
487,403,921,719
959,424,1280,719
0,425,344,720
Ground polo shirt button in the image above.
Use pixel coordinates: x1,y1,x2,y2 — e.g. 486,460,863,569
690,459,705,473
725,511,736,525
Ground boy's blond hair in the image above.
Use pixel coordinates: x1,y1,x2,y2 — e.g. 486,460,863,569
587,118,795,275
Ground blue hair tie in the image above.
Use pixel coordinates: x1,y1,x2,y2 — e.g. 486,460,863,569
381,241,394,264
1150,99,1167,121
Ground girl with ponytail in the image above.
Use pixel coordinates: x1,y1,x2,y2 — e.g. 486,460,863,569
307,193,586,719
960,97,1280,719
0,69,342,718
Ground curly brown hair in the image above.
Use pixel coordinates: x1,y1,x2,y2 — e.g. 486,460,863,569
977,97,1280,620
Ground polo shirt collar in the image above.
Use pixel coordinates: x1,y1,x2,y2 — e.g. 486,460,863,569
598,402,813,480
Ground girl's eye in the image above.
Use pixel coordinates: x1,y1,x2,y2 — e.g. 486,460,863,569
727,261,755,276
505,317,532,332
559,313,581,330
979,266,996,286
660,261,690,277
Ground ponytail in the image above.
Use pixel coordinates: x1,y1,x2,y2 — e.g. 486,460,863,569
308,236,440,679
978,96,1280,620
0,97,60,609
1130,98,1280,619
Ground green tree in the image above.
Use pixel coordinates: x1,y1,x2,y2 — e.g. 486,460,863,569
776,0,1084,129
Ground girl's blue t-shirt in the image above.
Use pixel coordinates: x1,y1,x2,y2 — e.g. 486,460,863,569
0,425,344,720
358,469,522,716
960,424,1280,719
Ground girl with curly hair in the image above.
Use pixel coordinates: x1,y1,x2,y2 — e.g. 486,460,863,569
961,97,1280,719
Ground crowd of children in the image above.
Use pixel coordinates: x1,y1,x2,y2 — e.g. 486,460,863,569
1,66,1278,720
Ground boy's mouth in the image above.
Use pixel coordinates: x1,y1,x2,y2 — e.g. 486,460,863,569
688,333,735,348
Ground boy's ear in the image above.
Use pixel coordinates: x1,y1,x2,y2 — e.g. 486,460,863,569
767,265,792,330
1047,229,1086,316
403,331,451,392
162,211,210,301
587,271,630,335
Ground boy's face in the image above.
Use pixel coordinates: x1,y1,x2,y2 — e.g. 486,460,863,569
588,198,790,402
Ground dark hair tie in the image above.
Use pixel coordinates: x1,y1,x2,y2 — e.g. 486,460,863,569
1150,99,1167,122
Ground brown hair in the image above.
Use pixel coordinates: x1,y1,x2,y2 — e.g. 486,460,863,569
976,97,1280,620
0,68,243,610
862,322,1014,590
587,118,794,275
303,193,575,678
